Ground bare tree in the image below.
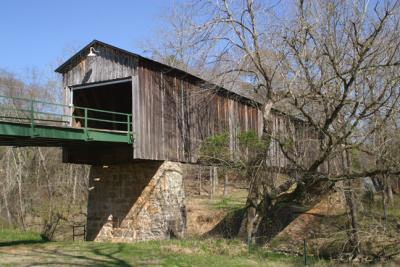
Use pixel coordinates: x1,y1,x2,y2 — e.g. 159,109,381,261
150,0,400,256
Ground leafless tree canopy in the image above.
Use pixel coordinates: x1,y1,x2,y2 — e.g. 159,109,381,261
147,0,400,259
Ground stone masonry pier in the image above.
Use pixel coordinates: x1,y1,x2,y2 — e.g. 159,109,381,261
86,161,186,242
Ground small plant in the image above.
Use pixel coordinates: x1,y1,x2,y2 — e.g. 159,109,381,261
237,130,269,158
199,130,269,168
199,132,230,164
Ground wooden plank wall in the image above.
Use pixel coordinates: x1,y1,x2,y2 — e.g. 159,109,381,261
268,111,322,170
62,44,137,87
62,44,138,109
60,44,320,167
133,60,262,163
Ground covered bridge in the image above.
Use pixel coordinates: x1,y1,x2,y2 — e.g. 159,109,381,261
56,40,264,165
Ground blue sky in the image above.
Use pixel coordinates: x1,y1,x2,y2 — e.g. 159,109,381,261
0,0,174,79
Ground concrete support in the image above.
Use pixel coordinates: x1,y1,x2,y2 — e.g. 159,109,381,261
86,160,186,242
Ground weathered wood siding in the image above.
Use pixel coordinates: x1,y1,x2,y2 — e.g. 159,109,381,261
59,41,320,167
61,43,138,110
268,112,320,170
132,60,262,163
62,44,137,87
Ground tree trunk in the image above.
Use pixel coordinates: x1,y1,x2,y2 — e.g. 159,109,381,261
72,165,77,204
238,188,260,243
382,181,388,227
386,179,394,205
12,149,26,230
1,184,12,226
3,150,12,226
41,213,61,241
239,100,274,242
344,182,360,257
380,174,394,227
343,149,360,257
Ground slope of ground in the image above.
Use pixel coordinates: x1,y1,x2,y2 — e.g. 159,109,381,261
185,189,247,237
0,229,328,266
268,191,346,254
183,166,248,237
269,191,400,262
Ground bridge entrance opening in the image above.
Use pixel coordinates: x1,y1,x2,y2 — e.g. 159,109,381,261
71,79,132,131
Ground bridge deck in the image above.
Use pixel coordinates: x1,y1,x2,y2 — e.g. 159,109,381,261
0,95,133,147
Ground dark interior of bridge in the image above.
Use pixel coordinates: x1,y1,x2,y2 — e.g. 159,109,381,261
72,80,132,131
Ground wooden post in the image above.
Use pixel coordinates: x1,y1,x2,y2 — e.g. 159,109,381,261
224,174,229,196
209,167,214,198
213,166,218,196
198,167,202,195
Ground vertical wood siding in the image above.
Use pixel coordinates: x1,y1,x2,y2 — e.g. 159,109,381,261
62,45,137,87
133,60,262,163
60,42,319,167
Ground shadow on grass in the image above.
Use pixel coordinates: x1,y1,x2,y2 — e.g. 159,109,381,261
0,242,134,266
0,239,47,247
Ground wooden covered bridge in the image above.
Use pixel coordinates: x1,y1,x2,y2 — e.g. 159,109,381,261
0,40,309,241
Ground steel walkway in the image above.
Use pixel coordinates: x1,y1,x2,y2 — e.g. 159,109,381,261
0,95,133,147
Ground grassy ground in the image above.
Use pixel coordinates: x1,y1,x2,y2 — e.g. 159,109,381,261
0,228,329,266
210,195,246,212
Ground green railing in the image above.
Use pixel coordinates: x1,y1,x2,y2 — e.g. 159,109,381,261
0,94,133,143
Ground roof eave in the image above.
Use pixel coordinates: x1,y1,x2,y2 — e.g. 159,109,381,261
55,40,100,73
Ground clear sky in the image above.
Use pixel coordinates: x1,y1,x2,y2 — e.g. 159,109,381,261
0,0,173,79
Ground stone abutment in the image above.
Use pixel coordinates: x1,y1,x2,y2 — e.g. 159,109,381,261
86,160,186,242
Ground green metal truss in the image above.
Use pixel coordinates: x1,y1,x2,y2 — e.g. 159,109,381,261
0,95,133,146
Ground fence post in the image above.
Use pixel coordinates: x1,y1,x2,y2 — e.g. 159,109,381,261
223,174,229,196
198,167,202,195
213,166,218,196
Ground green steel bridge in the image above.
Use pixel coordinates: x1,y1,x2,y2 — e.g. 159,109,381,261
0,95,133,147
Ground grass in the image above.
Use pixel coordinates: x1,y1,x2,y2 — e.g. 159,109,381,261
0,228,45,245
208,188,248,212
211,196,245,212
0,228,329,266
